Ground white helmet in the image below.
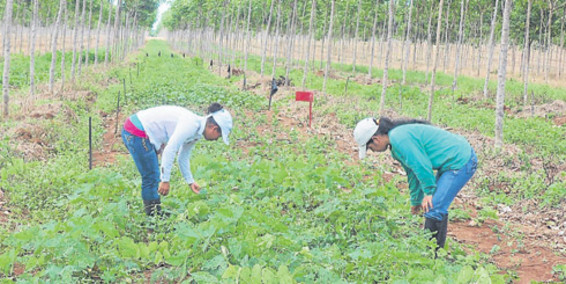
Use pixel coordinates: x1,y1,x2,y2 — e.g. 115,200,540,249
353,117,379,159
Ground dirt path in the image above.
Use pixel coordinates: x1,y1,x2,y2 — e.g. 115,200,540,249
231,69,566,283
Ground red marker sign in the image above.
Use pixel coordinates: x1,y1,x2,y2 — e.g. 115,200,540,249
295,91,314,127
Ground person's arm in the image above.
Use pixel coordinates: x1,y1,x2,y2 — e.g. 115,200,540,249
403,164,424,206
160,120,199,183
178,141,197,185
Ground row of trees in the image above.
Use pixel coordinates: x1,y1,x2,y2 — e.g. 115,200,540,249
162,0,560,147
1,0,160,118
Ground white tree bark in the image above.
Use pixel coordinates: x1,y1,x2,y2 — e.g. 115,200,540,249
402,0,414,85
522,0,532,105
94,0,103,65
352,0,362,72
271,0,282,77
368,0,379,78
49,0,65,93
71,0,80,81
104,1,113,65
284,0,298,86
495,0,512,148
379,0,395,114
425,3,434,84
483,0,499,99
260,0,275,76
322,0,335,94
29,0,39,96
85,0,93,68
302,0,316,88
61,3,68,91
243,0,252,74
78,0,87,74
427,0,444,121
452,0,467,93
112,0,122,63
2,0,14,118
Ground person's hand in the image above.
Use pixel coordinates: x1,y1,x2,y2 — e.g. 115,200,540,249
421,195,433,213
158,182,170,196
411,205,422,215
190,182,201,194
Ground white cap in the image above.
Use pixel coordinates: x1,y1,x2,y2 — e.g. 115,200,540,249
211,109,233,145
353,117,379,159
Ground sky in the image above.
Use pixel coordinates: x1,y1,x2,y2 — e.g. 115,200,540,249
152,1,172,32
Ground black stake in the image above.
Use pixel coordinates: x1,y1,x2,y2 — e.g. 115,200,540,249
137,63,140,77
114,91,121,135
268,77,278,110
344,76,350,96
123,79,127,104
89,116,92,170
242,73,246,90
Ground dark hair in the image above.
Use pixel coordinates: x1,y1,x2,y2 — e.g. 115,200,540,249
207,102,223,114
374,116,429,136
206,102,223,127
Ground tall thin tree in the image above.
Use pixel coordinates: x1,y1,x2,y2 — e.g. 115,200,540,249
94,0,103,65
427,0,444,121
2,0,14,118
368,0,379,78
483,0,499,98
379,0,395,114
522,0,532,105
29,0,39,96
104,1,113,65
352,0,362,72
302,0,316,88
50,0,65,93
495,0,512,148
322,0,335,94
402,0,414,85
452,0,467,94
71,0,81,81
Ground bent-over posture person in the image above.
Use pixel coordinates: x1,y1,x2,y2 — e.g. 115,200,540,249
354,117,477,252
121,103,232,216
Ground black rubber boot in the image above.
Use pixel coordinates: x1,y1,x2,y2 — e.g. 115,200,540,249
424,217,441,257
436,216,448,250
143,199,162,216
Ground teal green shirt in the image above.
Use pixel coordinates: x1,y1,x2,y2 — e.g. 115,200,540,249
389,124,472,206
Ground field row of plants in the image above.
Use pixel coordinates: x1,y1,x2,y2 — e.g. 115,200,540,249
0,40,516,282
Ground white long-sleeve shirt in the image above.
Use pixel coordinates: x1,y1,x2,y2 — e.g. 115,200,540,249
137,106,207,184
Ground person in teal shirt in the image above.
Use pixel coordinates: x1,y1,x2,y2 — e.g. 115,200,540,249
354,117,477,253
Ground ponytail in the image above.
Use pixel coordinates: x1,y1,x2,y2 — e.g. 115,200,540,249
375,117,429,136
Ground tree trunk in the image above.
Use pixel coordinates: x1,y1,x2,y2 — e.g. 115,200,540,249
78,0,87,75
261,0,275,76
49,0,65,94
425,3,434,84
352,0,362,72
476,11,483,76
380,0,395,114
2,0,14,118
284,0,298,86
495,0,512,148
302,0,316,88
112,0,122,63
322,0,335,94
121,11,129,60
452,0,467,94
427,0,444,121
94,0,103,65
242,0,252,75
559,5,565,78
544,0,553,82
29,0,39,96
483,0,499,99
271,0,282,77
443,0,451,72
523,0,532,105
402,0,414,85
368,0,379,78
85,0,93,68
60,3,68,92
71,0,80,81
105,1,112,65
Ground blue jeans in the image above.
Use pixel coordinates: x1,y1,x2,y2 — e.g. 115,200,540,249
424,149,478,221
121,128,160,201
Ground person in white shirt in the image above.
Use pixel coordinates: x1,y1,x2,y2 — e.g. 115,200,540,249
121,103,233,216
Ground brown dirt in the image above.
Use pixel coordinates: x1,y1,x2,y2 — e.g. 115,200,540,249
513,100,566,120
92,111,127,167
